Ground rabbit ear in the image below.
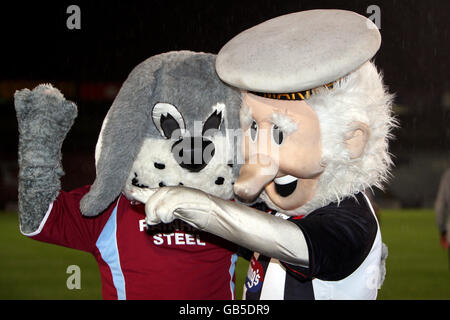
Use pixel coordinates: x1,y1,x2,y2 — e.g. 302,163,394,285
80,56,163,216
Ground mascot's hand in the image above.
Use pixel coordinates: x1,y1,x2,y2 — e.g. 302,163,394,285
132,186,211,229
15,84,77,143
132,185,309,266
14,84,78,234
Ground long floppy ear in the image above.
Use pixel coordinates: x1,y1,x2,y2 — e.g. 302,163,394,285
345,121,370,159
80,57,162,216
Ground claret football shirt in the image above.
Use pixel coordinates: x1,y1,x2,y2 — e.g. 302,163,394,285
23,185,238,300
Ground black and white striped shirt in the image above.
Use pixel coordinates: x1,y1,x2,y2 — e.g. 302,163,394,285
243,192,382,300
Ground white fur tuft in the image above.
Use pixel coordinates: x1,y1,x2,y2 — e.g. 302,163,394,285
271,112,298,135
239,101,253,130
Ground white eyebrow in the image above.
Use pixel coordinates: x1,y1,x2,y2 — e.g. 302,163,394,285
212,102,226,114
270,112,298,134
239,101,253,130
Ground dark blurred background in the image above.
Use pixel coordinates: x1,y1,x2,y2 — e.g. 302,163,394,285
0,0,448,210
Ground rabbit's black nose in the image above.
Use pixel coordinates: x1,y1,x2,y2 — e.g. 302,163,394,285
171,137,215,172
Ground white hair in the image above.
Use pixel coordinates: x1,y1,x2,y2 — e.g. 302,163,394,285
261,61,398,215
239,100,253,130
270,112,298,135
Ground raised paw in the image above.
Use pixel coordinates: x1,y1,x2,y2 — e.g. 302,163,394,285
14,84,78,132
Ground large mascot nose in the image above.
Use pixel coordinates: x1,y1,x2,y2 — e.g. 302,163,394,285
233,154,278,201
172,137,215,172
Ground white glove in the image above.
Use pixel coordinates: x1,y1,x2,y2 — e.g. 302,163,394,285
131,186,309,267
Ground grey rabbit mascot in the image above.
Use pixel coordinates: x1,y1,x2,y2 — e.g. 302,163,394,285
15,51,242,299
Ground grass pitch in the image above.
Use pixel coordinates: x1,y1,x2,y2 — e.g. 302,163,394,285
0,209,448,300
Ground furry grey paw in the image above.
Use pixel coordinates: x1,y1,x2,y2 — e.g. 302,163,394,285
14,84,78,134
15,85,78,234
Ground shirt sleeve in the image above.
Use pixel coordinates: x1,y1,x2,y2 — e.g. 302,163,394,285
282,198,377,281
25,185,114,253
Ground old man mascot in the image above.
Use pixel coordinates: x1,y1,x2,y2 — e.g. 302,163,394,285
132,10,396,300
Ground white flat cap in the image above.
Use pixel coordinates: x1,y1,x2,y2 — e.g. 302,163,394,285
216,9,381,93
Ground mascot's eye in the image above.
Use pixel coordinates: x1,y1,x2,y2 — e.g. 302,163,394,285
160,113,181,138
249,120,258,142
152,103,186,139
202,110,223,135
271,125,284,145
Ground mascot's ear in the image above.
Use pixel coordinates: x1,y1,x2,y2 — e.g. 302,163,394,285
80,56,163,216
344,121,370,160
